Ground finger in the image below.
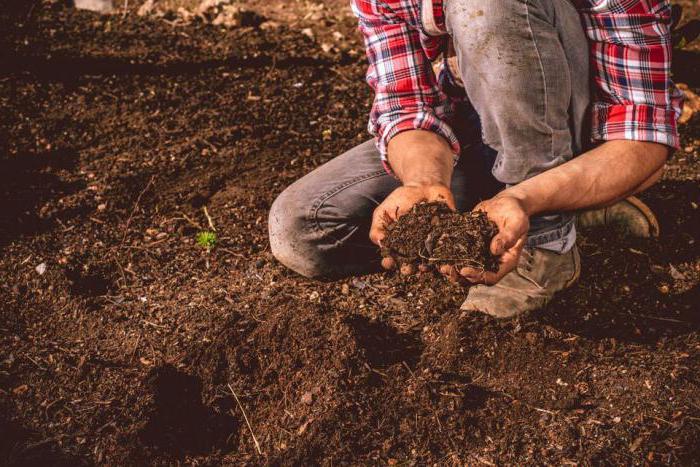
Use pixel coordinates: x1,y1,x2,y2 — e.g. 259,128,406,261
400,263,415,276
439,264,452,276
381,256,396,270
448,266,460,283
491,236,507,256
370,207,391,246
482,270,500,286
491,229,521,255
459,266,484,283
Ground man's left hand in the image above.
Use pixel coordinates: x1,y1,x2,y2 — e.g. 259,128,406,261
454,194,530,285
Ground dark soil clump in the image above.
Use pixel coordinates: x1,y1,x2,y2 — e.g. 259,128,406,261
382,202,500,272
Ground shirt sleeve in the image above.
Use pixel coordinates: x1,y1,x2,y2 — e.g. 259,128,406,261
580,0,683,149
351,0,459,174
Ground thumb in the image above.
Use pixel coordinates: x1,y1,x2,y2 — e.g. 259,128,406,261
491,230,517,256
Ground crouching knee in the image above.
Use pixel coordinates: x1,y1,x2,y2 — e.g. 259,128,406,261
268,188,324,279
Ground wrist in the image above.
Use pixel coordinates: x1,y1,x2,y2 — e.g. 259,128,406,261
496,189,536,216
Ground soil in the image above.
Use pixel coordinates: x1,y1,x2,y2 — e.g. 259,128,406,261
382,202,500,272
1,1,699,465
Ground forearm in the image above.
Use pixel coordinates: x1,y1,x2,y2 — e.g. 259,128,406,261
387,130,455,187
505,141,669,216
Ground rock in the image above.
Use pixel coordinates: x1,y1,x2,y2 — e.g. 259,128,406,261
301,391,313,405
74,0,114,13
35,262,47,275
301,28,315,40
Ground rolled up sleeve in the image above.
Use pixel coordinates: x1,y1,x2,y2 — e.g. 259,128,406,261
581,0,683,149
352,0,459,174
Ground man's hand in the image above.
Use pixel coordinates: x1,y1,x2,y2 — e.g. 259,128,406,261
372,184,454,273
457,194,529,285
376,130,457,274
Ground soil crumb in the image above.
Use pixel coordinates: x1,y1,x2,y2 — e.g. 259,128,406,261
382,202,500,272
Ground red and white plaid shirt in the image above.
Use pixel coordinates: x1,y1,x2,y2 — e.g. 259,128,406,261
351,0,683,168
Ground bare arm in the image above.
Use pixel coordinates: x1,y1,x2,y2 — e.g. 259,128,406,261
460,140,669,285
369,130,456,248
502,140,668,216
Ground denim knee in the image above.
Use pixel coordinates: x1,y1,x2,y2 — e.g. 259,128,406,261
268,188,323,279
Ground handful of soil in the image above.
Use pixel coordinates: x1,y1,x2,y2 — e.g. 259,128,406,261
381,202,500,272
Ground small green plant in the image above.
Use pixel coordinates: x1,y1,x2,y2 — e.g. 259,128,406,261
196,231,217,250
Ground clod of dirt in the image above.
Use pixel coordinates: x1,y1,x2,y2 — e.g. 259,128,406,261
381,202,500,272
137,365,237,455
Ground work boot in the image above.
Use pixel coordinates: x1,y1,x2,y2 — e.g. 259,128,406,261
461,245,580,319
576,196,659,237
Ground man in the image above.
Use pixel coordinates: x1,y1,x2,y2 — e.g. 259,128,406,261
268,0,682,318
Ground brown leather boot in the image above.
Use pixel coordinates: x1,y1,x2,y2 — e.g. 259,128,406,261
461,245,581,319
576,196,660,238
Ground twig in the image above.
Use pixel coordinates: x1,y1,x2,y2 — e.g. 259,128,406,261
181,212,203,230
228,383,262,455
120,176,155,246
634,314,690,324
203,206,217,232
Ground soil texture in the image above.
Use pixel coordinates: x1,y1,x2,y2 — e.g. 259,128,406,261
1,1,700,465
382,202,500,272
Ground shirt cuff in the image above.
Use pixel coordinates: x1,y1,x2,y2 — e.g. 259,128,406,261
376,112,461,176
591,102,680,150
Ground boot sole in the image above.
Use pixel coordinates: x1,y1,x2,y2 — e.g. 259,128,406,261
624,196,660,237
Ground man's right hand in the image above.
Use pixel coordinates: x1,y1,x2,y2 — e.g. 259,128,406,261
376,129,457,273
370,183,455,272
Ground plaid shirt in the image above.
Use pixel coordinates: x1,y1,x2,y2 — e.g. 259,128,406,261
351,0,683,168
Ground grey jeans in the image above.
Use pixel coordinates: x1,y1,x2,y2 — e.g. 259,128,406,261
269,0,591,279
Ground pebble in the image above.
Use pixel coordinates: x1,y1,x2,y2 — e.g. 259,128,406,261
301,391,313,405
35,263,47,275
341,283,350,295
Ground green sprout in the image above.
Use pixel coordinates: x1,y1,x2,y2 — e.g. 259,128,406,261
196,231,217,250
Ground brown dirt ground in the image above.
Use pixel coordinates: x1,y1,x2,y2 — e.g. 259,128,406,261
1,1,699,465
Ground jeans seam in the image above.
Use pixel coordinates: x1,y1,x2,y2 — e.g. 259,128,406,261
526,0,557,160
307,169,388,237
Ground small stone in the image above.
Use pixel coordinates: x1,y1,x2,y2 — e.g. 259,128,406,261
35,263,47,275
341,283,350,295
684,146,694,153
309,291,320,301
97,203,107,211
658,284,670,294
612,416,622,423
260,21,281,30
301,391,314,405
301,28,314,40
74,0,113,13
